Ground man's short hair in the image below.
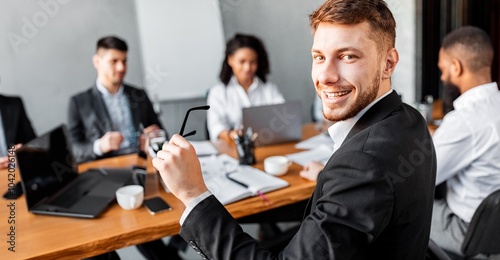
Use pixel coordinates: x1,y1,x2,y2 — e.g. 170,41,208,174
441,26,493,72
96,36,128,53
309,0,396,53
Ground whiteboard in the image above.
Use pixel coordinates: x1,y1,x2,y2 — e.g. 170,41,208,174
135,0,225,101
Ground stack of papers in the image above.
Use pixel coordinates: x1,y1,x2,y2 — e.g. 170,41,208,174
281,133,334,166
286,144,333,166
294,133,334,150
190,140,219,156
149,140,219,159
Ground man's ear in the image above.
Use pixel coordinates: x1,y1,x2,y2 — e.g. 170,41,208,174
382,48,399,79
92,54,100,70
450,58,463,77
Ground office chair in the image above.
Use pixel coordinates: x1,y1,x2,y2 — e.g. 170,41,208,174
461,189,500,258
427,189,500,260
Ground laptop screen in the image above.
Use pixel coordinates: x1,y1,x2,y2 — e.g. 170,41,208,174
17,125,78,209
242,101,302,146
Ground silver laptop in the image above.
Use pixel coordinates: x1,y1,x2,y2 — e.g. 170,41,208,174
242,101,302,146
17,125,133,218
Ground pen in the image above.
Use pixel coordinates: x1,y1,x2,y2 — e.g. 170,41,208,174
226,174,271,206
245,127,253,140
251,132,258,142
232,134,245,158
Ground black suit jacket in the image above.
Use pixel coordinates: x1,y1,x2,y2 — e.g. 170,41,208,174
0,95,36,147
180,91,437,259
68,84,163,163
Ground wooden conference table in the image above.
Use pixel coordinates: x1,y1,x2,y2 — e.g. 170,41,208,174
0,125,319,259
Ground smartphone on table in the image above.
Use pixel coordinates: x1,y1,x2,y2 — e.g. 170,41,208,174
143,196,172,215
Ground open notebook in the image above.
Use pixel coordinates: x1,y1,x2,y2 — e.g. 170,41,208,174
199,154,289,205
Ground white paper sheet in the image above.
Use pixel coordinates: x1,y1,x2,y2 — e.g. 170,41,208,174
286,145,334,166
294,133,334,150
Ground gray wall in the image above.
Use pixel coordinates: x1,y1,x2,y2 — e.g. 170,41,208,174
1,0,417,140
0,0,143,134
387,0,417,104
220,0,324,122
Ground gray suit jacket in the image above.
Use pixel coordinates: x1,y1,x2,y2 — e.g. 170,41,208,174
180,91,437,259
0,95,36,146
68,84,163,163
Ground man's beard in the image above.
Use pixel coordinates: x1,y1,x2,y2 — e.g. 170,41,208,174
112,78,124,87
442,80,461,114
323,72,381,122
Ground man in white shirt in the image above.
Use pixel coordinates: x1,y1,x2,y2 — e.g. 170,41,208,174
431,26,500,255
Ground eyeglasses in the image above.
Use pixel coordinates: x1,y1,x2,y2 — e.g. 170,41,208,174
179,105,210,138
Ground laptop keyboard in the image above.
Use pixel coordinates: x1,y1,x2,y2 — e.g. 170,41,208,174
48,175,101,208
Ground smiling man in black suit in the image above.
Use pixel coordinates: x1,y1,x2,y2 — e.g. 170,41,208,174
153,0,437,259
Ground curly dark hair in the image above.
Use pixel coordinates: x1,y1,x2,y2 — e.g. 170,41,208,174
219,34,270,86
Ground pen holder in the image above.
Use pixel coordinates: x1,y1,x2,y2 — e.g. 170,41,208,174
235,138,256,165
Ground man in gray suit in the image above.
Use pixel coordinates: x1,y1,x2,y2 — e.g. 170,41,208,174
153,0,436,259
69,36,185,260
68,36,163,163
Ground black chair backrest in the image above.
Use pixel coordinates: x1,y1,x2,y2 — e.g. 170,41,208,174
462,189,500,256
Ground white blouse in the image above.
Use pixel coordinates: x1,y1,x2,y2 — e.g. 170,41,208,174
207,76,285,141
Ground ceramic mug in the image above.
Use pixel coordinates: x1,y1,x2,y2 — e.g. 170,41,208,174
115,185,144,210
264,156,292,176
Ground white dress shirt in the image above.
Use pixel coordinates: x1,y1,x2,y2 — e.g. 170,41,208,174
328,89,393,153
93,80,135,155
433,82,500,222
207,76,285,141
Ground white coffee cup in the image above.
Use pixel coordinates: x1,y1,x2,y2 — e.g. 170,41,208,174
264,156,292,176
115,185,144,210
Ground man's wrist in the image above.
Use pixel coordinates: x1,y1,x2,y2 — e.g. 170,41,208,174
93,139,103,156
180,191,212,225
179,188,209,206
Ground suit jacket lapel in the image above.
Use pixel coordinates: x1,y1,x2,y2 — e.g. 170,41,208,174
342,91,402,146
304,91,402,217
123,85,140,131
91,86,113,132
